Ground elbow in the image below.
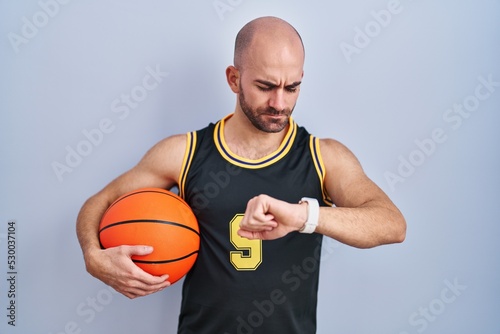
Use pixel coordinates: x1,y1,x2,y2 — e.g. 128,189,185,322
393,215,407,244
369,211,407,248
375,214,406,247
394,229,406,244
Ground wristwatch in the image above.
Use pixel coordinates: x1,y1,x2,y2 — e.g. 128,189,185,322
298,197,319,234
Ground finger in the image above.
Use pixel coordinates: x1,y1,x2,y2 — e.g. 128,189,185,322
121,286,157,299
121,246,171,285
241,219,277,232
120,290,139,299
123,245,154,256
130,265,170,286
237,229,260,240
258,214,278,227
147,275,171,289
126,280,170,296
120,274,171,297
135,275,171,289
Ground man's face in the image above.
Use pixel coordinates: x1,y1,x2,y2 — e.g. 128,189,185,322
236,39,304,133
238,77,300,133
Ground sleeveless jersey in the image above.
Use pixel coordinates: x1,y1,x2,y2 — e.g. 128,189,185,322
177,114,332,334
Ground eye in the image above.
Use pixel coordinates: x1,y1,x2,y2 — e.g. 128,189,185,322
285,87,298,93
257,86,273,92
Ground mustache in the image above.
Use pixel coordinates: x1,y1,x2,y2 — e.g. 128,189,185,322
260,107,290,115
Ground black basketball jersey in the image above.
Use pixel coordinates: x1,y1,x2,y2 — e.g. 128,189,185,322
177,114,332,334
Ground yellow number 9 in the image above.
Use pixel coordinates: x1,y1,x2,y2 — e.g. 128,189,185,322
229,214,262,271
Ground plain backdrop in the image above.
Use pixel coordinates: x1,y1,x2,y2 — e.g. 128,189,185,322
1,1,499,333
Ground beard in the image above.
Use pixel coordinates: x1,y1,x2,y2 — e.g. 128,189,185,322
239,86,294,133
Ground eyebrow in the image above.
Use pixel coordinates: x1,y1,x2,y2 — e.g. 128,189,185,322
255,79,302,89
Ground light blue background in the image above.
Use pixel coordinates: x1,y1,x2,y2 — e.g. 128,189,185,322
1,1,499,333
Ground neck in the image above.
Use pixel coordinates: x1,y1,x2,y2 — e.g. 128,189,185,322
223,111,290,160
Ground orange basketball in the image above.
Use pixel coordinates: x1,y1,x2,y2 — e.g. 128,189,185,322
99,188,199,284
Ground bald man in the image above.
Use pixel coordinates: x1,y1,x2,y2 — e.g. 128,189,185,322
76,16,406,333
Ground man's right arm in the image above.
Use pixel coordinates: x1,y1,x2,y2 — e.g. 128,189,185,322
76,134,187,299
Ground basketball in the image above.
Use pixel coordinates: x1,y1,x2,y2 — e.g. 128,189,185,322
98,188,199,284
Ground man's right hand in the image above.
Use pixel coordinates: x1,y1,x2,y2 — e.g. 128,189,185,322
84,245,171,299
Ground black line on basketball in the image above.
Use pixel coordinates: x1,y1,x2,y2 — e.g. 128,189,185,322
113,189,190,210
132,250,199,264
99,219,200,236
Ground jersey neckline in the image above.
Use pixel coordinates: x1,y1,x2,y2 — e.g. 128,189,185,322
213,114,298,169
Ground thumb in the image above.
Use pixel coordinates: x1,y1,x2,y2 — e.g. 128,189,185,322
237,229,258,240
123,245,154,256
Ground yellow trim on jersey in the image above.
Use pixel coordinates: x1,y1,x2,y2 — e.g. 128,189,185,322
214,114,298,169
178,131,197,199
309,136,334,206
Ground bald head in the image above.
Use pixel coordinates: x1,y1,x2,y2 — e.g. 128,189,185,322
233,16,305,71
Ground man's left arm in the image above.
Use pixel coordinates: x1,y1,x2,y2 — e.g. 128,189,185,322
238,138,406,248
312,138,406,248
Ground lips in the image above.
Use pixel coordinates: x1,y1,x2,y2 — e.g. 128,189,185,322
261,108,290,117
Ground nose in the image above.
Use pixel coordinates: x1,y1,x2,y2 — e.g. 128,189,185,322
268,89,286,112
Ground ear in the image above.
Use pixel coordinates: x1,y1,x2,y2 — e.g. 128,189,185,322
226,66,240,94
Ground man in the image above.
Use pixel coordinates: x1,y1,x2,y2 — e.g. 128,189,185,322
76,16,406,333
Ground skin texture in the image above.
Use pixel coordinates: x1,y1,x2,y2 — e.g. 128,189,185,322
76,16,406,299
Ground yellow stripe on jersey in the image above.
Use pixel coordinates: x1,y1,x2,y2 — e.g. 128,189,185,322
178,131,197,199
214,114,298,169
309,136,334,206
